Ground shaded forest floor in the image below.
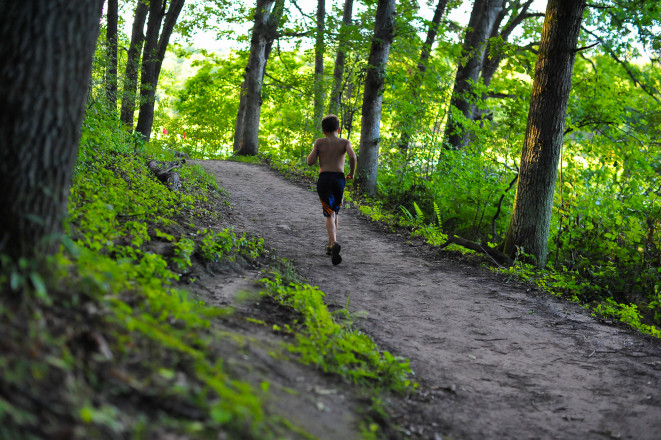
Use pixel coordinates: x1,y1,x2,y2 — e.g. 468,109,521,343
193,160,661,440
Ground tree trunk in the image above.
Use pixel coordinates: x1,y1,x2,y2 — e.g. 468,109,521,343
235,0,278,156
328,0,354,116
481,0,534,89
120,0,149,128
473,0,535,123
0,0,104,261
233,81,248,152
354,0,396,196
444,0,505,150
398,0,449,151
135,0,186,141
501,0,587,268
313,0,326,125
106,0,119,109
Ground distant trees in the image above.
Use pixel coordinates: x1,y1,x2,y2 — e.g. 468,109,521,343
444,0,506,150
501,0,588,267
106,0,119,109
0,0,104,261
234,0,284,156
118,0,185,141
355,0,397,196
328,0,355,116
398,0,450,152
120,0,149,128
135,0,186,141
313,0,326,125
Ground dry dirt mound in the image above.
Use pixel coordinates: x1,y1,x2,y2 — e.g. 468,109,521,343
198,160,661,440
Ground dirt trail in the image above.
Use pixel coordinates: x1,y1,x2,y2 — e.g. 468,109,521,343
198,160,661,440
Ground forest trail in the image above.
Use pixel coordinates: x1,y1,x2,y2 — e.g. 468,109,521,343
198,160,661,440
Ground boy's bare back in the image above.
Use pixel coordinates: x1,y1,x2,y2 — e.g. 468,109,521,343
308,134,357,176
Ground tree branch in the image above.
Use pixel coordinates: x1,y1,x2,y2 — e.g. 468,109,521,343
581,26,661,103
574,41,600,52
492,173,518,240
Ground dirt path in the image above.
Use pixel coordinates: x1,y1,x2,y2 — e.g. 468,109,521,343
198,160,661,440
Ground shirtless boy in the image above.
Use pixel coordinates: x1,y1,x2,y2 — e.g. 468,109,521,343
307,114,357,265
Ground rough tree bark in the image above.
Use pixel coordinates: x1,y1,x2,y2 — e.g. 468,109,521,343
501,0,587,268
328,0,354,116
443,0,505,150
313,0,326,125
354,0,396,196
106,0,119,109
398,0,449,151
135,0,186,141
120,0,149,128
235,0,280,156
0,0,104,261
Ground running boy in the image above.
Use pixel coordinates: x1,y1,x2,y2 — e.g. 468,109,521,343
307,114,357,265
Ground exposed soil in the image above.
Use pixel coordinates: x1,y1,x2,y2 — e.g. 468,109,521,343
195,159,661,440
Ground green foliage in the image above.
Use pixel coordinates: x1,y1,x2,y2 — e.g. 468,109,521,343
0,102,281,439
260,271,416,395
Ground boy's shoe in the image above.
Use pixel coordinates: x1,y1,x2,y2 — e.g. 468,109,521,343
331,242,342,266
325,243,333,256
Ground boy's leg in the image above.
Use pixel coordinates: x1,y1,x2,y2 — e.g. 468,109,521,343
326,212,337,244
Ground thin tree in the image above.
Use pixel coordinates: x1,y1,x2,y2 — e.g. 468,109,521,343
328,0,355,116
233,0,284,154
120,0,149,128
135,0,186,140
501,0,587,267
354,0,397,196
313,0,326,124
106,0,119,109
443,0,505,150
398,0,449,151
0,0,104,261
473,0,538,123
235,0,283,156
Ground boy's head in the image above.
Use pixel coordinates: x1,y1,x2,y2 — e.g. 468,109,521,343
321,114,340,134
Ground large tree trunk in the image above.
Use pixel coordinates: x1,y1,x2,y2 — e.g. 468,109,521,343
313,0,326,125
106,0,119,109
328,0,354,116
0,0,104,261
235,0,279,156
120,0,149,128
135,0,186,141
398,0,449,151
501,0,587,268
354,0,396,196
444,0,505,150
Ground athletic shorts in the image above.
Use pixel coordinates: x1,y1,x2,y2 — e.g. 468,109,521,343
316,172,345,217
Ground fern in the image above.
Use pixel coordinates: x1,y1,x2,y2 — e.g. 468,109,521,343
433,201,442,228
413,201,425,222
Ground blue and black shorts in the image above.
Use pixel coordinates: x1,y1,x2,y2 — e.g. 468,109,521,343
316,172,345,217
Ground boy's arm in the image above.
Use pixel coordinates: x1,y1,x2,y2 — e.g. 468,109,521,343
346,141,357,179
306,140,319,166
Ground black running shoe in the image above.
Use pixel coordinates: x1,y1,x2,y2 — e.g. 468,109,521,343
325,243,332,256
331,242,342,265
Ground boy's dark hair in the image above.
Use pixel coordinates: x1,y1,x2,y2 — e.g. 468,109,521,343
321,114,340,133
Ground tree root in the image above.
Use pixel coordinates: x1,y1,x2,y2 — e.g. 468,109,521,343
440,235,513,267
147,159,185,191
